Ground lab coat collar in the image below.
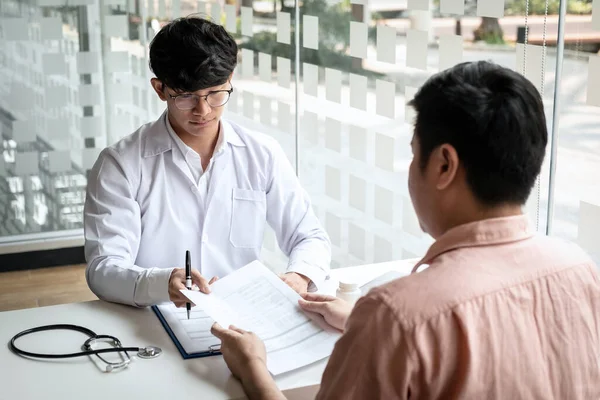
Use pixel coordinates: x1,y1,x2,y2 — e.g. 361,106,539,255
222,119,246,148
142,111,245,158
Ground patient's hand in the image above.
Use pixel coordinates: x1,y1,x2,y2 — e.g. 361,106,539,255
298,293,353,332
211,323,267,381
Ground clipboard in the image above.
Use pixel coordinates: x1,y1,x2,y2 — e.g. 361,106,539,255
151,305,221,359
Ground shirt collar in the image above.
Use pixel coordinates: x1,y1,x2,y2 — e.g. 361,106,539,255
412,214,535,273
141,111,246,158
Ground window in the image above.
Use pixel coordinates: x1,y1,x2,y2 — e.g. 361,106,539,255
0,0,597,266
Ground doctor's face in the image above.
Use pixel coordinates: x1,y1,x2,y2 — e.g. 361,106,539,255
151,79,233,138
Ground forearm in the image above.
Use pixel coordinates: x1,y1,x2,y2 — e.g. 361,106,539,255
287,239,331,290
267,151,332,290
86,256,172,307
241,361,286,400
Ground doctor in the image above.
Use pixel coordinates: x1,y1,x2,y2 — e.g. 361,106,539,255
83,16,331,307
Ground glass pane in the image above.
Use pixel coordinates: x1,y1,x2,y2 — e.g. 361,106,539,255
296,0,558,268
0,0,171,240
297,0,410,268
0,1,96,237
5,0,590,271
551,0,600,263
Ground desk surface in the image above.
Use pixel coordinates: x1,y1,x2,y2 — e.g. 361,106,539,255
0,259,416,400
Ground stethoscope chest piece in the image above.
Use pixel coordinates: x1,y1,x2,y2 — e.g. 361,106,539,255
137,346,162,359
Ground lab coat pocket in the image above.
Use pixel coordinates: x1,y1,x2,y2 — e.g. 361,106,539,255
229,188,267,248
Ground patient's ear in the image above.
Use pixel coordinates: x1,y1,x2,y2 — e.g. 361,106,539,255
432,144,459,191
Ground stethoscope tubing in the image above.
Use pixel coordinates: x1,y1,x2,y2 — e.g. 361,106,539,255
9,324,142,359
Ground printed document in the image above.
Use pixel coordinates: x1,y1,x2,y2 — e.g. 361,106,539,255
154,303,221,354
181,261,341,375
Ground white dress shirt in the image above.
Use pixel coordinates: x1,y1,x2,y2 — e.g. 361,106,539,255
165,115,225,202
84,113,331,307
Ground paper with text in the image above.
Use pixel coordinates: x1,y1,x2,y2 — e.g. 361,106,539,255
155,303,221,354
182,261,341,375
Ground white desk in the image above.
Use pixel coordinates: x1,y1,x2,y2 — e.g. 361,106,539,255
0,259,416,400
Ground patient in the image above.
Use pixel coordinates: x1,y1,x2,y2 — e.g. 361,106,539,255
210,61,600,399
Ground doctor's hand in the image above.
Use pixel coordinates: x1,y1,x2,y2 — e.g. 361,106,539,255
279,272,311,294
168,268,218,307
298,293,352,332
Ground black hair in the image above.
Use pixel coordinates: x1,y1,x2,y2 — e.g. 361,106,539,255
409,61,548,206
149,15,238,92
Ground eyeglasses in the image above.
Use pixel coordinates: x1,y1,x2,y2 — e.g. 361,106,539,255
167,85,234,110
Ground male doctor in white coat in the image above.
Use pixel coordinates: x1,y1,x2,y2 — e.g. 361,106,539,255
83,16,331,307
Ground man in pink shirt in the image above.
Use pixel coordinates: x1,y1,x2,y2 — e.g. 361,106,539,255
211,61,600,399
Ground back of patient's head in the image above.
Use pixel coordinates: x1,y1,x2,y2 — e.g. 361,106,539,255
410,61,548,207
149,15,238,93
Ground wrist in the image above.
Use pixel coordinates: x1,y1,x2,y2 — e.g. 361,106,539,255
240,358,268,383
241,359,278,399
288,272,311,284
169,267,182,278
342,311,351,331
155,267,177,304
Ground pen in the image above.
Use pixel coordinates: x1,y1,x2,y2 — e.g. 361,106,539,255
185,250,192,320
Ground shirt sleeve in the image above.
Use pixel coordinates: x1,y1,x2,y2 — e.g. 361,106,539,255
265,142,331,290
316,294,415,400
84,148,173,307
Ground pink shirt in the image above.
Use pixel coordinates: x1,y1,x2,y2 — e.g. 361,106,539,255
317,215,600,399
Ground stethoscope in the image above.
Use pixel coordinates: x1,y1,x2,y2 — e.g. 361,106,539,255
9,324,162,373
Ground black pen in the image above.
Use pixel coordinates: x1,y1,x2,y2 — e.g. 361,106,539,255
185,250,192,320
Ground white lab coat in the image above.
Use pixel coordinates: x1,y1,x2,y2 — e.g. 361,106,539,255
84,114,331,307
